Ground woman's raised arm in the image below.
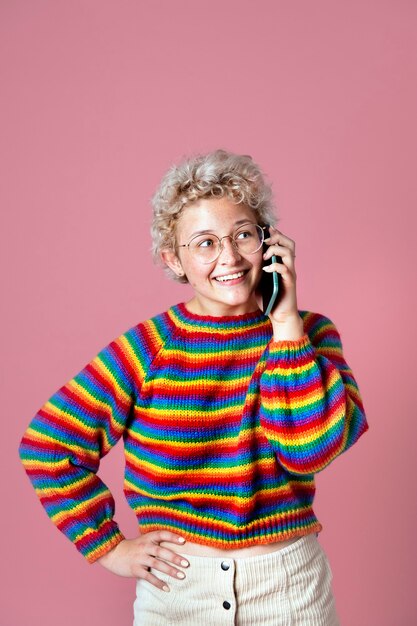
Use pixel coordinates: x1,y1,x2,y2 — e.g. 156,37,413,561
259,312,369,475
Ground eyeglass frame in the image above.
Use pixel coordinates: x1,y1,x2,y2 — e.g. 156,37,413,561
176,222,268,264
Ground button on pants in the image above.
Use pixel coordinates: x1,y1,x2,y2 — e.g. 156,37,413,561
133,533,340,625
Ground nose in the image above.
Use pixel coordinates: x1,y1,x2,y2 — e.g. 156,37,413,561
218,236,242,263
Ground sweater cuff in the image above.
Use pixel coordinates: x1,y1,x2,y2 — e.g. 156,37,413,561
267,333,315,358
76,520,126,564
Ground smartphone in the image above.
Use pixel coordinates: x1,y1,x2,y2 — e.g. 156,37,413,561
260,226,282,316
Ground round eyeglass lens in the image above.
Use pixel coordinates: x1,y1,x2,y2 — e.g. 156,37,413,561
189,224,264,264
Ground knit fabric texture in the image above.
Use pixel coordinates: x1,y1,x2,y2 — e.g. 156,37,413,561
19,303,368,563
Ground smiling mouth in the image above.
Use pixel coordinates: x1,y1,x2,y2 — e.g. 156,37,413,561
214,271,247,283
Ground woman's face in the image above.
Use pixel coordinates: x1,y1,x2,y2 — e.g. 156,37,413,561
162,197,264,316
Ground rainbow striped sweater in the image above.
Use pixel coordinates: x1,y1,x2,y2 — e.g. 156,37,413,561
19,303,368,563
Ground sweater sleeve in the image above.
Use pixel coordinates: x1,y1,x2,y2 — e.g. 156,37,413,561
259,312,369,476
18,331,138,563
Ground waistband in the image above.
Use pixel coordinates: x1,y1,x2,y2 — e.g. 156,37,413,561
175,532,320,573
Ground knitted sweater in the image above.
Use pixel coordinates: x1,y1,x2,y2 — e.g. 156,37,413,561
19,303,368,563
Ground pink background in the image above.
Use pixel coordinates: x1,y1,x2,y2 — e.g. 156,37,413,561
2,1,416,624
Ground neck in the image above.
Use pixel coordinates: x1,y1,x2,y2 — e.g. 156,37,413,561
186,297,260,318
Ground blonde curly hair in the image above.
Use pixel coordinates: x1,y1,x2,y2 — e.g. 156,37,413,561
151,148,278,283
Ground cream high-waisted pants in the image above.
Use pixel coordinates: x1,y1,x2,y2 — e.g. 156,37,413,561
133,533,340,626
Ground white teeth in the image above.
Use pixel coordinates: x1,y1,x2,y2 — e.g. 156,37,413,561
215,271,245,282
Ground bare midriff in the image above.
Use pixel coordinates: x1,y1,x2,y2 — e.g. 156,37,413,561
160,533,312,558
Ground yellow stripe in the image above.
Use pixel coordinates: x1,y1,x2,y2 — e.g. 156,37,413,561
161,345,264,363
21,457,70,470
128,424,265,448
51,490,110,524
263,405,345,447
46,389,114,427
84,357,130,404
118,334,147,384
124,477,308,503
125,449,274,477
149,376,252,391
74,518,121,544
309,318,333,336
25,426,101,459
262,368,341,409
35,472,96,496
263,359,315,377
137,404,240,421
317,345,343,357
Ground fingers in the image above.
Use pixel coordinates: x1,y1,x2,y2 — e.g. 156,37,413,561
264,226,296,258
262,261,296,281
138,555,187,592
98,532,190,591
150,530,190,568
137,530,189,592
264,225,295,246
141,569,171,593
263,244,294,262
152,530,186,545
263,244,296,272
150,544,189,569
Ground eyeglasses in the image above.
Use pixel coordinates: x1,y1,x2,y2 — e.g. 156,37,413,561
177,222,266,264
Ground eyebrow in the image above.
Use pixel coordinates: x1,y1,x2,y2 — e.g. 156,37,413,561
189,219,254,238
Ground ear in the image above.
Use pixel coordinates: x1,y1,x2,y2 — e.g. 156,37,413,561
160,249,185,277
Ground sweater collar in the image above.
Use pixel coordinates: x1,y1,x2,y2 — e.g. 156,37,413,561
169,302,270,333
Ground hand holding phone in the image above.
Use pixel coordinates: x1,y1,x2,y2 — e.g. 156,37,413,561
259,226,282,316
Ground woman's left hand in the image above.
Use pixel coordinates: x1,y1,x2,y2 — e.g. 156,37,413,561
257,226,304,338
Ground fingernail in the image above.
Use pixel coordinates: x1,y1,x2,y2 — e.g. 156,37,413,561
163,585,170,592
181,559,189,567
178,537,186,543
177,571,186,579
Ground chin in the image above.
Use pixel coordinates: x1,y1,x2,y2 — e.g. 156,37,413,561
219,293,257,310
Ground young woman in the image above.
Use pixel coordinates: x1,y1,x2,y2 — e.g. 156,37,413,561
19,149,368,625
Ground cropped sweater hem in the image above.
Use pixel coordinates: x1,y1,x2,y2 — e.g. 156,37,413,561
137,516,323,550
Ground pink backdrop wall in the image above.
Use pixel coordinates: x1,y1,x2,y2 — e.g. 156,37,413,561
2,1,416,624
